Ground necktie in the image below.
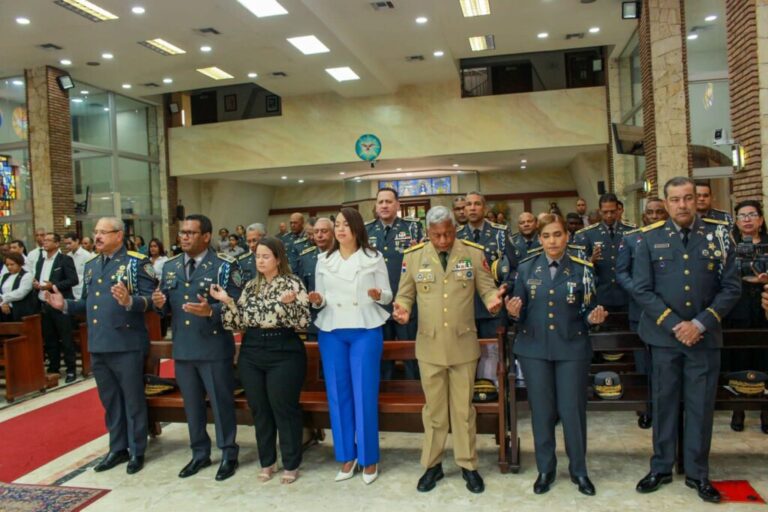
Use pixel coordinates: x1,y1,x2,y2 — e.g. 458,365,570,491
102,255,110,267
608,226,615,239
439,251,448,271
526,239,532,249
187,258,196,280
473,229,481,243
681,227,690,248
384,225,391,239
549,260,559,279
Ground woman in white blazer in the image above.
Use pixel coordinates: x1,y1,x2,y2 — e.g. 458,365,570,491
308,207,392,485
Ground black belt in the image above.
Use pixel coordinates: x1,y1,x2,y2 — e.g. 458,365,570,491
244,327,296,339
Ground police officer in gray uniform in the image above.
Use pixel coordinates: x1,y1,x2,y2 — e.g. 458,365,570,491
238,222,265,283
633,177,740,504
509,212,541,260
47,216,155,475
152,214,243,481
294,217,334,341
575,193,636,312
507,213,607,497
366,187,424,380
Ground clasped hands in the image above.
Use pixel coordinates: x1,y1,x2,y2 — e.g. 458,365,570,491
45,280,134,310
504,296,608,325
673,321,702,346
307,288,382,307
392,284,507,325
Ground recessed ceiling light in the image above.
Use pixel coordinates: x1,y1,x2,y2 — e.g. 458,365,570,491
687,33,698,40
200,45,212,52
71,98,84,103
325,66,359,82
281,176,287,180
452,163,459,167
16,17,30,25
196,66,234,80
60,59,72,66
415,16,428,24
162,78,173,84
460,0,491,17
122,83,131,89
469,35,495,51
298,179,305,183
339,172,345,175
12,80,24,86
521,165,527,169
80,90,89,94
237,0,288,17
537,32,549,39
588,27,600,33
54,0,119,21
396,168,403,171
287,35,330,55
433,50,445,57
140,38,186,56
705,14,717,22
521,159,527,163
103,107,109,111
247,72,258,78
131,6,145,14
101,52,114,59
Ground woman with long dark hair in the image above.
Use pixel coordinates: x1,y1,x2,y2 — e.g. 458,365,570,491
308,207,392,484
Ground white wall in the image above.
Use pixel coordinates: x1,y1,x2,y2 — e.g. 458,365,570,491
177,178,275,233
568,150,609,213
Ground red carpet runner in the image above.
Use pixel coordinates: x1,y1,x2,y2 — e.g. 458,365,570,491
0,387,107,482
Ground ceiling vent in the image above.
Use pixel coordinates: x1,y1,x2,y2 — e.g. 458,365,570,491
271,71,287,77
196,27,221,35
39,43,64,51
565,32,585,40
86,61,100,66
142,82,160,87
405,55,425,62
370,1,395,10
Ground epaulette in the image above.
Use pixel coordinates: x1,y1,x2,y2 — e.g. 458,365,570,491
403,217,420,223
703,217,729,226
217,252,236,263
460,239,485,251
568,244,586,250
625,227,643,235
166,253,183,262
569,255,594,268
489,221,507,230
404,242,426,254
641,220,666,232
527,246,544,254
238,252,253,260
300,245,318,256
85,253,100,263
510,232,521,240
621,220,638,228
711,208,729,215
575,223,599,234
519,252,541,264
127,250,147,260
293,237,308,245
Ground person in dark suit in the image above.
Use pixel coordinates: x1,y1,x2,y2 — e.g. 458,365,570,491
506,214,607,496
152,214,243,481
633,177,741,503
34,232,79,382
46,216,156,475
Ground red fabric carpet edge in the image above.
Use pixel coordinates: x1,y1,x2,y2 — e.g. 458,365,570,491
0,387,107,482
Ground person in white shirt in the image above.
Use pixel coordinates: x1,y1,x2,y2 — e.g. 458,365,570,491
1,240,29,277
147,238,168,277
308,207,392,485
63,232,92,300
25,227,47,273
0,252,36,321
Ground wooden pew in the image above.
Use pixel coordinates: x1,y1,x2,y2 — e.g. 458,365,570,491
0,314,46,402
144,333,514,473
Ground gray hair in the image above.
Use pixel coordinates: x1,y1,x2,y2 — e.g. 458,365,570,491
100,216,125,232
465,190,486,205
663,176,696,198
246,222,266,235
315,217,333,229
426,206,456,227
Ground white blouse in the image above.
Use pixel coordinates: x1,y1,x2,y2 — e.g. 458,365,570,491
1,272,34,306
314,248,392,331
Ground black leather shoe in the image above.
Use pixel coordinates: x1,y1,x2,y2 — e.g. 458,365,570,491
637,414,652,429
571,475,596,496
533,472,556,494
126,455,144,474
636,472,672,493
730,410,745,432
685,477,721,503
93,450,129,472
416,464,444,492
179,457,212,478
215,459,238,481
65,373,76,383
461,469,484,494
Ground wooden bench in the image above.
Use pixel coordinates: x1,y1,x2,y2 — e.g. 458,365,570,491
144,334,514,473
0,314,45,402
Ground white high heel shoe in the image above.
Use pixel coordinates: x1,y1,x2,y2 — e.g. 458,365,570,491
362,464,379,485
335,460,358,482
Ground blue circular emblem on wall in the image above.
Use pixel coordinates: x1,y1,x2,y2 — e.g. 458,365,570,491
355,134,382,162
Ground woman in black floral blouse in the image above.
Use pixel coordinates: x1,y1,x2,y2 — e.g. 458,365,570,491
211,236,310,484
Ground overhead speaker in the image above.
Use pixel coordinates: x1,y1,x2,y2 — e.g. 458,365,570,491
597,181,606,195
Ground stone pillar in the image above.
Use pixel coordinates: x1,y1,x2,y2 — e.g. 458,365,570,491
639,0,692,196
25,66,75,235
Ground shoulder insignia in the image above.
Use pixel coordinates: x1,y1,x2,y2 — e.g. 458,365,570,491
622,221,637,228
575,223,599,234
527,246,544,254
625,227,643,235
567,244,586,250
711,208,729,215
166,253,183,262
127,250,147,260
217,252,236,263
460,239,485,251
519,252,541,265
569,255,594,268
404,242,426,254
86,253,100,263
293,237,308,245
510,232,521,240
641,220,666,232
403,217,420,223
238,252,252,260
489,221,507,230
300,246,318,256
703,217,729,226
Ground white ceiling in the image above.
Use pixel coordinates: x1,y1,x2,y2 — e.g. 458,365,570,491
1,0,638,101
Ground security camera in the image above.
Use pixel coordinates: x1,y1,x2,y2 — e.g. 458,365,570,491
370,161,376,169
713,128,727,145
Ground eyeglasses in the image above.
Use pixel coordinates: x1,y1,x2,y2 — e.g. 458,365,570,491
737,212,760,221
178,230,202,238
92,229,119,236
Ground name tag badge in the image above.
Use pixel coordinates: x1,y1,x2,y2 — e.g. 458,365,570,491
526,279,542,286
654,243,670,249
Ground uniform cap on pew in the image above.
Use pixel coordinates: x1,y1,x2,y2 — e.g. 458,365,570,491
144,375,177,396
602,352,625,362
593,371,623,400
473,379,498,403
727,371,767,396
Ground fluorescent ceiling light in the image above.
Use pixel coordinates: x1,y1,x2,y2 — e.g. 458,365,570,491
433,50,445,57
16,17,30,25
197,67,234,80
521,159,527,163
705,15,717,22
131,6,145,14
54,0,119,21
12,80,24,86
339,172,345,175
122,83,131,89
298,179,305,183
589,27,600,33
460,0,491,17
521,165,527,169
537,32,549,39
325,66,359,82
101,52,113,59
281,176,287,180
687,33,698,40
162,78,173,84
415,16,428,24
247,72,258,78
80,90,89,94
103,107,109,111
60,59,72,65
200,45,212,52
71,98,84,103
452,163,459,167
237,0,288,17
468,35,495,51
140,38,186,56
287,35,330,55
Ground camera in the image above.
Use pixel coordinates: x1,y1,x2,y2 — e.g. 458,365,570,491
735,237,768,260
713,128,728,145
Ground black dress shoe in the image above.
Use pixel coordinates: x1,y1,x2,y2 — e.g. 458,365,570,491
571,475,596,496
416,464,444,492
215,459,238,481
533,472,556,494
126,455,144,474
685,477,721,503
65,373,76,383
179,457,212,478
637,414,652,429
93,450,129,472
461,469,484,494
730,410,745,432
635,472,672,493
